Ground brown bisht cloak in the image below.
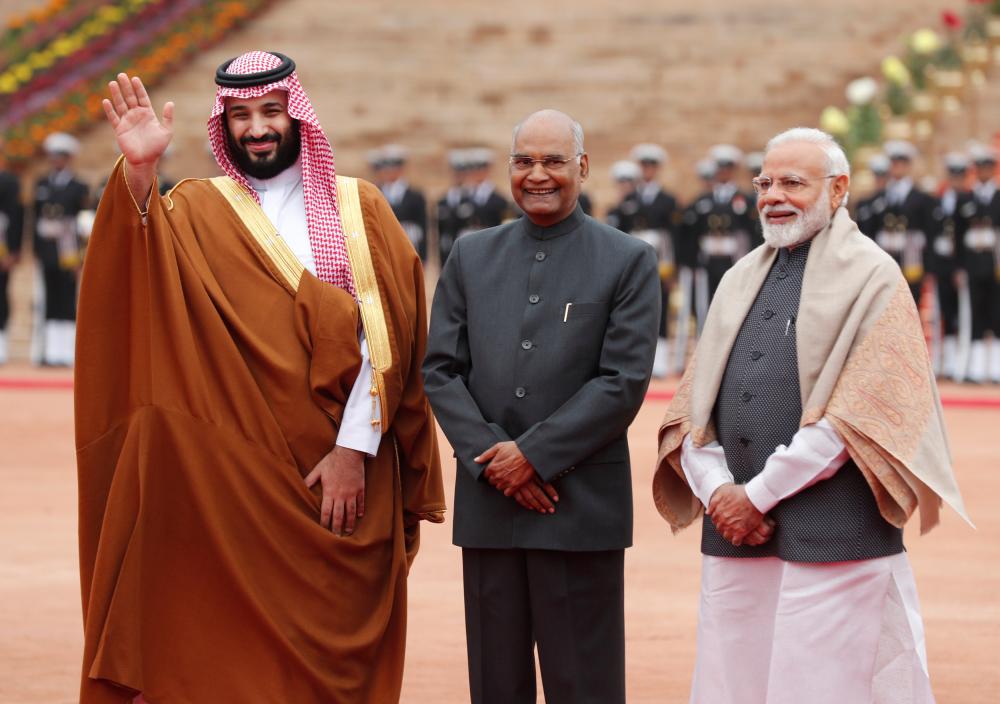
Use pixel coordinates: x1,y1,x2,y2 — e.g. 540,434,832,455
75,159,445,703
654,208,969,536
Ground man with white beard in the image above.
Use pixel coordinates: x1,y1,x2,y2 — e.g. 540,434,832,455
653,128,969,704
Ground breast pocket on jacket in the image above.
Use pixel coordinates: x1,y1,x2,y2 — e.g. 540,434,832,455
561,301,608,323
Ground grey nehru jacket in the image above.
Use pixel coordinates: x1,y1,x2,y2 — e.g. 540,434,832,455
703,240,904,562
423,205,661,551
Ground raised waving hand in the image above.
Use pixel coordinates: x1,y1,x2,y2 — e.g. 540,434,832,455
102,73,174,204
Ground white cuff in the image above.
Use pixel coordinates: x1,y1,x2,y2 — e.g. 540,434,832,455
680,435,735,508
744,418,849,514
335,331,382,457
744,472,781,515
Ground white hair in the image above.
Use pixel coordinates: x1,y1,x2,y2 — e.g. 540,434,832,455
511,110,585,155
764,127,851,206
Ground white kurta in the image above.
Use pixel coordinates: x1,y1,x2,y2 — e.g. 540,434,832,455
681,421,935,704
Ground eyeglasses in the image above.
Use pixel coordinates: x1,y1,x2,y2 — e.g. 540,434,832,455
509,153,583,172
751,174,837,195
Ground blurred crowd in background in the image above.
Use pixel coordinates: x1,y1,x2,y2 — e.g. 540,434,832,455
1,130,999,385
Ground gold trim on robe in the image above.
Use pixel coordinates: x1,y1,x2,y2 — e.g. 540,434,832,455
337,174,393,433
208,176,304,292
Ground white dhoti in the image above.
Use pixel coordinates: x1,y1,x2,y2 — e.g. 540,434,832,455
690,553,934,704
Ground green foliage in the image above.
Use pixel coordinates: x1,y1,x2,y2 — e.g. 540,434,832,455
885,80,911,116
847,103,882,151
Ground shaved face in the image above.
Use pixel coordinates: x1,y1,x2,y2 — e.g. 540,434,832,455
509,109,588,227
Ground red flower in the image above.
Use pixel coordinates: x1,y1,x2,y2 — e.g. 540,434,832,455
942,10,962,29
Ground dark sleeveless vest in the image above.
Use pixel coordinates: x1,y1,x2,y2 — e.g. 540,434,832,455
701,240,904,562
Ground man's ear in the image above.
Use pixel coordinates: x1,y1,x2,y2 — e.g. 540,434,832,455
579,153,590,182
830,174,849,209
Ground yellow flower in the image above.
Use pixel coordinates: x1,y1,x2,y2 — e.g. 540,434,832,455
910,28,941,55
28,50,52,69
97,5,126,22
0,73,18,94
881,56,910,85
52,35,75,57
819,106,850,135
13,64,32,82
80,19,103,37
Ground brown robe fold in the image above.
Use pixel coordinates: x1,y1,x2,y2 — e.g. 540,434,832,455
654,208,969,536
75,159,445,703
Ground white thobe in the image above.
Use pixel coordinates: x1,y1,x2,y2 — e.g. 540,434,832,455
681,420,934,704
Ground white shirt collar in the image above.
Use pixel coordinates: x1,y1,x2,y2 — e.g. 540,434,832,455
640,180,660,203
888,177,912,204
976,179,997,200
474,181,494,204
382,178,408,204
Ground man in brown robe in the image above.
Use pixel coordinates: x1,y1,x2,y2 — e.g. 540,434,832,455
76,51,444,703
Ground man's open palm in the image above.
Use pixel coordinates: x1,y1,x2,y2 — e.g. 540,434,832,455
102,73,174,167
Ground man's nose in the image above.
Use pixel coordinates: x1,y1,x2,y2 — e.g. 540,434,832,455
248,114,270,137
525,162,549,180
760,188,787,207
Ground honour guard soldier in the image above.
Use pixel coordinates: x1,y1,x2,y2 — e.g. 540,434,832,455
964,144,1000,383
466,148,511,231
605,160,642,233
872,141,935,303
0,139,24,364
436,149,475,265
673,158,719,370
631,143,679,377
855,153,890,238
32,132,89,366
744,151,765,247
377,144,429,262
692,144,755,324
695,157,716,191
931,152,974,379
367,147,387,189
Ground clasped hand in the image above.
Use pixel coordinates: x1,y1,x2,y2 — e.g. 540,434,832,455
707,484,775,547
476,441,559,515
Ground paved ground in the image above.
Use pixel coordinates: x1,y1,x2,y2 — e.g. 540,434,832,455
0,365,997,702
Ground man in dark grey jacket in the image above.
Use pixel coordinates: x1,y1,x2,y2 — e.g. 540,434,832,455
422,109,660,704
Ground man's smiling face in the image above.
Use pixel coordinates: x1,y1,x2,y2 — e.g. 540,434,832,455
757,140,848,248
509,111,588,228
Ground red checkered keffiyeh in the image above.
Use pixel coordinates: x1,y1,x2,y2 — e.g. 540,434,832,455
208,51,355,296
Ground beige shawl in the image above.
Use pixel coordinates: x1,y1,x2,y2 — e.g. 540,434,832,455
654,208,970,535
